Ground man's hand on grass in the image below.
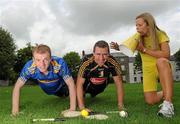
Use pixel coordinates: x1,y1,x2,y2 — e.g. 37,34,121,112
11,111,24,117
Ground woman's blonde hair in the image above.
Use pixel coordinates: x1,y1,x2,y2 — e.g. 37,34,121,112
136,12,160,50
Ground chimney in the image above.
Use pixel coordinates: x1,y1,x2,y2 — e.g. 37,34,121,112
82,50,85,57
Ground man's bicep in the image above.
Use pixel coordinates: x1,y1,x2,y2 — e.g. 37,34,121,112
58,60,72,80
15,78,25,88
108,59,122,76
64,76,74,86
77,76,85,85
113,75,122,84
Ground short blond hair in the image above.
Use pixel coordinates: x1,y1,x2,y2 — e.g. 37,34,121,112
32,44,51,57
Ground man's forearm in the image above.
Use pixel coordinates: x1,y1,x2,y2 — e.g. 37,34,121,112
77,85,85,110
65,77,76,110
12,87,20,115
114,77,124,110
69,83,76,110
78,95,85,110
117,83,124,109
117,91,124,110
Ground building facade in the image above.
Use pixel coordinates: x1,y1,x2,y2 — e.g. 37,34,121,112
111,52,180,83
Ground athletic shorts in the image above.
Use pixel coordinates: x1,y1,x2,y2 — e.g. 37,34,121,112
83,80,107,97
54,84,69,97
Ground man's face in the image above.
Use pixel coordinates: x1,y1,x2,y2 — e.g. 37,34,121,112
33,52,51,74
93,47,109,66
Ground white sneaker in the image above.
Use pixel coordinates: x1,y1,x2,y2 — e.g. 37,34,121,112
157,101,174,118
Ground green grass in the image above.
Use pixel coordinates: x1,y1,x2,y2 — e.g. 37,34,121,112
0,82,180,124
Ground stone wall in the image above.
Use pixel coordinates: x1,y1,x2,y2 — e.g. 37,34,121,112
0,80,9,86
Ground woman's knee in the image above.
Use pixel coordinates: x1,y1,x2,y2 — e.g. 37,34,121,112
156,58,169,68
144,92,160,105
144,97,156,105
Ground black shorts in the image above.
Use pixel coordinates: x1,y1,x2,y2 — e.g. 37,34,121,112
83,80,107,97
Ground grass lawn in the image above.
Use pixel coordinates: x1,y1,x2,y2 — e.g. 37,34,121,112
0,82,180,124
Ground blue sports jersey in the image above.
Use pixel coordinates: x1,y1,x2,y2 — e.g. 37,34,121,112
19,56,72,95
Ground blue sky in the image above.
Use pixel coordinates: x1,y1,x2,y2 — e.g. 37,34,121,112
0,0,179,57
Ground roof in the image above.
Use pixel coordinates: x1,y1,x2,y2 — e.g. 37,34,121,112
110,52,127,57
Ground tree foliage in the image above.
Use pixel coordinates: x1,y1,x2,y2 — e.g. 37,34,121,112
63,51,81,79
134,52,142,72
14,42,33,74
174,49,180,69
0,27,16,80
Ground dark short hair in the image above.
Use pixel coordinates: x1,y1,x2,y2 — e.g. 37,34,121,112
93,40,110,53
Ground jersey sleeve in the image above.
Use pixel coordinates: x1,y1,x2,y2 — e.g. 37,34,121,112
78,55,93,79
19,61,33,83
77,62,88,79
158,30,170,44
108,56,122,77
123,33,141,44
58,59,72,81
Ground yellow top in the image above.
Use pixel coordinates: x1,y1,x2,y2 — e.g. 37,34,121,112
127,30,169,92
140,30,169,65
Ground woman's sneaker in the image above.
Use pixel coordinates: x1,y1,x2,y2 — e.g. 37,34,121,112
157,100,174,118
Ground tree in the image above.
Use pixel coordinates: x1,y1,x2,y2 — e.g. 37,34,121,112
174,49,180,69
14,42,33,74
63,52,81,80
134,52,142,73
0,27,16,80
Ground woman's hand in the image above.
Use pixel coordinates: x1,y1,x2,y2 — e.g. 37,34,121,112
110,42,120,51
136,41,146,53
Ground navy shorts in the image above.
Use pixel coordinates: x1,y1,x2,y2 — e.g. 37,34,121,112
54,84,69,97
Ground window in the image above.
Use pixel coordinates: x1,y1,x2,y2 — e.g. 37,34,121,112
120,58,124,62
123,76,126,80
134,70,136,74
121,65,125,71
134,77,137,82
176,76,179,80
141,77,143,82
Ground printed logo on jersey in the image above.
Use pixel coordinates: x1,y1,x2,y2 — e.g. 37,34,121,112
28,62,36,74
51,60,61,73
90,77,107,85
99,71,104,77
97,68,104,77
